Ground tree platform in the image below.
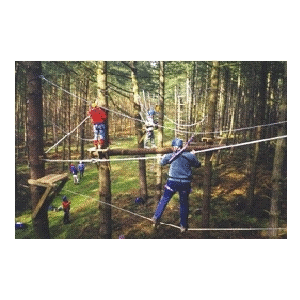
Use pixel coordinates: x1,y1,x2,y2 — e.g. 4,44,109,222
28,173,69,219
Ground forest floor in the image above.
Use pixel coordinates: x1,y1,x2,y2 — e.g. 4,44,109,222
15,136,287,239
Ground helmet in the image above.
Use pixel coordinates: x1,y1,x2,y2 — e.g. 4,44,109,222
79,161,82,164
172,138,183,148
135,197,145,204
62,196,67,201
148,109,155,116
92,102,97,108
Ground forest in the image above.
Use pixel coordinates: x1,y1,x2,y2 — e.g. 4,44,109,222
15,61,287,239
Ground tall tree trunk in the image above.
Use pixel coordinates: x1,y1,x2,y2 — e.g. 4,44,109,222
97,61,112,239
130,61,148,199
66,71,71,161
25,61,50,239
246,62,269,210
269,63,287,238
202,61,220,238
80,79,88,160
155,61,165,202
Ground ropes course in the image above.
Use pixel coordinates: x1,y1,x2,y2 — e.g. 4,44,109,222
64,189,286,232
40,75,287,138
37,74,287,236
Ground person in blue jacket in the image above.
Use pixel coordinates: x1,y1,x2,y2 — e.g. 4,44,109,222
69,163,79,184
152,138,201,232
78,161,85,179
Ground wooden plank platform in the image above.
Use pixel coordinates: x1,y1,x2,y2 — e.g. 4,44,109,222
28,173,69,219
202,137,214,143
28,173,68,187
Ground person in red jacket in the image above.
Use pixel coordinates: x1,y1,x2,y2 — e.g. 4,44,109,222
88,102,108,149
62,196,71,224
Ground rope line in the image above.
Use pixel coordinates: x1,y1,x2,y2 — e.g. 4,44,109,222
193,135,287,155
63,189,286,232
40,75,287,136
43,135,287,163
45,116,90,153
164,115,207,127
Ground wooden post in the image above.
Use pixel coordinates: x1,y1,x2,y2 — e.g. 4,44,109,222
97,61,112,239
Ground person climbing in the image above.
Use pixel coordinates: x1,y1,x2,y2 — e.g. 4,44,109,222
88,102,108,149
78,161,85,179
69,163,79,184
151,138,201,233
144,109,157,148
62,195,71,224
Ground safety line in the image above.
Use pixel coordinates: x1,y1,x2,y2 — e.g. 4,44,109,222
164,115,207,127
63,189,286,232
43,135,287,163
45,116,90,153
193,135,287,154
40,75,287,136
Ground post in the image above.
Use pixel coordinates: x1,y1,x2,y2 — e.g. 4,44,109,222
97,61,112,238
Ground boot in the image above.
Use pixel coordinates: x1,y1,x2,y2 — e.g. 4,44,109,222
99,139,105,149
93,140,98,150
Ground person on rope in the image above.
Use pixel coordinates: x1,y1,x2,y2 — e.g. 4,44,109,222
62,195,71,224
88,102,108,149
151,138,201,232
144,109,157,148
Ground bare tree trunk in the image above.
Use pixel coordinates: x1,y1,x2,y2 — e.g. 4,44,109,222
202,61,219,238
130,61,148,200
246,62,269,210
269,64,287,238
97,61,112,239
25,61,50,239
155,61,165,202
80,79,88,160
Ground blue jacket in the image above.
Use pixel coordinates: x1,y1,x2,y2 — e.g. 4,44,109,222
161,151,201,182
78,163,85,171
70,165,78,175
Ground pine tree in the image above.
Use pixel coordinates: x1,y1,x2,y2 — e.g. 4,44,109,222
25,61,50,238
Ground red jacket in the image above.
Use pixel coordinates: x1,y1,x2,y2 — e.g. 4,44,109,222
89,107,108,124
62,201,71,211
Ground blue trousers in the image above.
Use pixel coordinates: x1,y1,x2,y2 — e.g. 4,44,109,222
154,180,191,228
93,123,106,141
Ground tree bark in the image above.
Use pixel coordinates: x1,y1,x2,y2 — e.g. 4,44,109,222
97,61,112,238
202,61,219,238
269,63,287,238
130,61,148,200
246,62,269,210
25,61,50,239
155,61,165,202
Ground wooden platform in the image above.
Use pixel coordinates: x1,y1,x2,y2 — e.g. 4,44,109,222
28,173,69,219
28,173,69,187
